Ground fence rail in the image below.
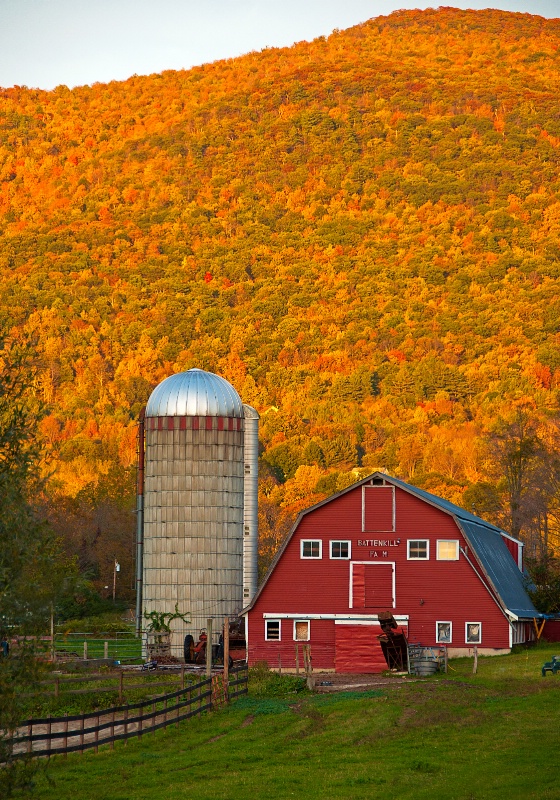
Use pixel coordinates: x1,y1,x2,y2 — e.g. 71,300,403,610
20,666,197,702
53,632,140,662
9,664,248,759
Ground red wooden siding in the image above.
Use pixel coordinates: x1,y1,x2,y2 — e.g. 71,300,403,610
352,563,393,608
247,618,335,671
543,620,560,642
247,483,513,671
335,624,387,673
501,535,522,570
363,486,394,531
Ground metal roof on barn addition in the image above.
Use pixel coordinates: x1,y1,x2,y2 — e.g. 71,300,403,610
244,472,544,620
386,475,541,620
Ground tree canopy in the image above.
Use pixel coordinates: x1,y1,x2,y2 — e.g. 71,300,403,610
1,7,560,578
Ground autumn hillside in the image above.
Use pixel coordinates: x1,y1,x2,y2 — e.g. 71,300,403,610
2,7,560,593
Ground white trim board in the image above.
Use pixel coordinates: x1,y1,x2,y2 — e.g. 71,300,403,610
262,613,409,622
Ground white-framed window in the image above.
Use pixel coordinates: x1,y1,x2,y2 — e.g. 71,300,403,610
466,622,482,644
407,540,429,560
294,620,310,641
330,540,351,559
436,621,452,644
301,539,322,559
437,540,460,561
265,620,281,641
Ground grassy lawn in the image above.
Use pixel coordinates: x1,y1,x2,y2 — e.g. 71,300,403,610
53,636,141,662
19,668,198,719
30,643,560,800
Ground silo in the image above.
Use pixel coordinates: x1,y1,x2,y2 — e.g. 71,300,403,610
141,368,245,651
243,404,259,605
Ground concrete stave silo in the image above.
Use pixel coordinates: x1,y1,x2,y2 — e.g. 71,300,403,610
138,368,258,655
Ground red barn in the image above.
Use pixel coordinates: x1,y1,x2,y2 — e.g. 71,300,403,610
244,473,542,672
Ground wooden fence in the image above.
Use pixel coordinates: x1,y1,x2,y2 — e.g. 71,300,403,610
21,666,193,703
10,664,248,759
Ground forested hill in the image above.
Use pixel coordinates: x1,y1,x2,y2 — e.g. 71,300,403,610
2,7,560,588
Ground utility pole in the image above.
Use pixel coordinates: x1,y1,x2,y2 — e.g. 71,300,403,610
113,560,120,602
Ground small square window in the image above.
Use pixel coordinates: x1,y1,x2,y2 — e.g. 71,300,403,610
294,620,310,641
436,621,452,644
437,540,459,561
408,540,429,560
466,622,481,644
265,620,281,641
330,540,351,559
301,540,322,559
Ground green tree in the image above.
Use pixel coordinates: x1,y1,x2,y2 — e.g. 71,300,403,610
0,336,72,793
525,556,560,615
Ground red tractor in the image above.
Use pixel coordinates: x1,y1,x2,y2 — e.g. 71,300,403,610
184,619,246,667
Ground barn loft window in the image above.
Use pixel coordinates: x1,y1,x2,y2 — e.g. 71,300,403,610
301,540,322,559
466,622,481,644
407,540,429,560
436,621,452,644
362,485,395,532
330,540,351,559
294,620,310,641
265,620,281,641
437,540,459,561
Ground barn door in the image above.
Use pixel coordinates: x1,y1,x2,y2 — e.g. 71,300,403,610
335,621,409,673
351,563,394,609
335,624,386,673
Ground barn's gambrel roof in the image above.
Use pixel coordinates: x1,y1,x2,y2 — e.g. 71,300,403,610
245,472,543,620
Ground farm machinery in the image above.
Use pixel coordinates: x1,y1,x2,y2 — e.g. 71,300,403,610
183,617,246,667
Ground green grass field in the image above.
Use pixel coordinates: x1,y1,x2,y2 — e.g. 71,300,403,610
53,636,141,662
31,643,560,800
19,669,197,719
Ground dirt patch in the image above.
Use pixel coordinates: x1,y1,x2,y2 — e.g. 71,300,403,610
287,704,325,738
313,672,413,692
240,714,255,727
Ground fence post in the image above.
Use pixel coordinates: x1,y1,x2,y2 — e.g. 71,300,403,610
63,714,68,758
206,618,213,677
303,644,314,690
94,714,99,753
295,643,300,676
119,670,124,704
83,641,88,661
223,616,229,702
181,664,185,690
79,715,85,754
124,707,128,745
50,606,56,663
27,721,32,755
104,641,109,660
110,710,115,751
47,719,52,759
473,645,478,675
55,676,60,698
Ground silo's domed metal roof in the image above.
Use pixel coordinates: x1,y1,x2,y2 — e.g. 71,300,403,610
146,369,244,418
